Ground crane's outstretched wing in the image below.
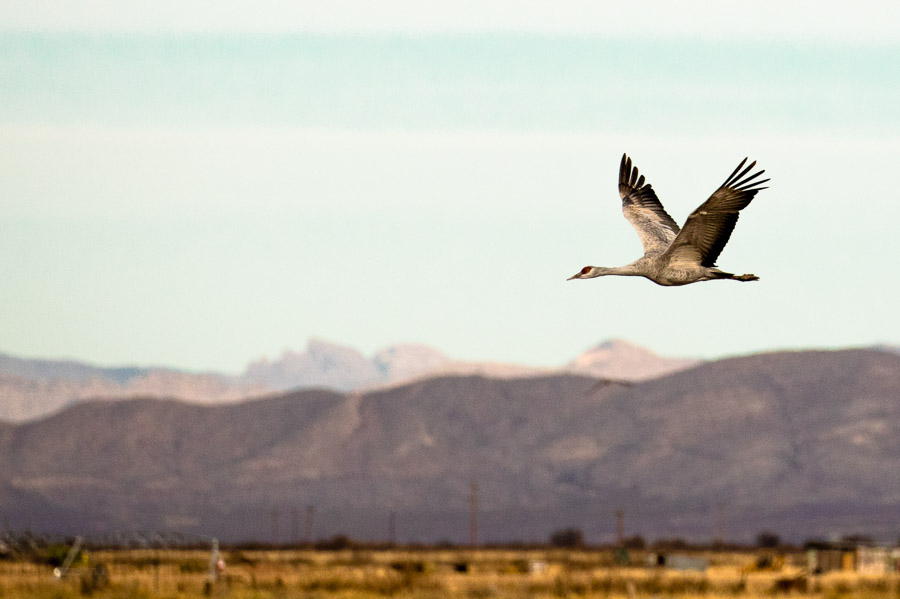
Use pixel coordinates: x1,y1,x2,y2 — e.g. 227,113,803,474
619,153,680,257
664,158,769,267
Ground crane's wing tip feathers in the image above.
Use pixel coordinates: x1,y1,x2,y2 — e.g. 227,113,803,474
722,158,768,191
621,154,648,191
619,154,633,185
737,178,771,192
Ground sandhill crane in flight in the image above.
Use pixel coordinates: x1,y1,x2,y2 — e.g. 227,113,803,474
568,154,769,286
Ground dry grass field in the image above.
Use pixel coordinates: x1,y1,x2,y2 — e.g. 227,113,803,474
1,547,898,599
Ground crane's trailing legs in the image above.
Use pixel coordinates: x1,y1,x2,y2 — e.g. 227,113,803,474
713,271,759,282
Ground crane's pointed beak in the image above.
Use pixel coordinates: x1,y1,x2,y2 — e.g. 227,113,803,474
567,273,580,281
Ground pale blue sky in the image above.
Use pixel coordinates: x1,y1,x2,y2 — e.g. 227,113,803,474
1,2,898,372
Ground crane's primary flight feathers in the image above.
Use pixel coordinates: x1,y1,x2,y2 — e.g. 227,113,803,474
569,153,769,286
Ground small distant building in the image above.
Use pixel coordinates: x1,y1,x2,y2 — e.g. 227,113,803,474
647,553,708,572
807,543,855,573
807,542,900,574
857,546,900,575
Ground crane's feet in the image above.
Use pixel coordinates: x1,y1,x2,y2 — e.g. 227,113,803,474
734,274,759,282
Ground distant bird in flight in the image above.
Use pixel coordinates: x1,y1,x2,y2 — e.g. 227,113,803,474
568,153,769,286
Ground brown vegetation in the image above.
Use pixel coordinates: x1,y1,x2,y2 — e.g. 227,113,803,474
1,547,898,599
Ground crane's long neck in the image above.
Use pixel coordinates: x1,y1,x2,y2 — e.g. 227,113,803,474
587,264,643,278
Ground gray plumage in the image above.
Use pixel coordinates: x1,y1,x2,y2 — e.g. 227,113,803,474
568,153,769,286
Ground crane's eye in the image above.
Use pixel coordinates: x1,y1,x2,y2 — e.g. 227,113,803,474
581,266,591,274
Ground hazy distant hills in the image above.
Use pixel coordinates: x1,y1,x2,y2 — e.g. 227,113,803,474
0,368,269,423
0,352,150,384
241,339,455,390
0,339,694,422
2,348,899,544
564,339,700,380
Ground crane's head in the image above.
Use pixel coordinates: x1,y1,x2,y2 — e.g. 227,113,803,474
567,266,602,280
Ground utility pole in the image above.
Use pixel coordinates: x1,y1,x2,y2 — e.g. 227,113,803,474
470,481,479,547
388,510,396,546
291,507,300,545
271,507,279,546
715,503,726,546
305,505,315,545
615,510,625,546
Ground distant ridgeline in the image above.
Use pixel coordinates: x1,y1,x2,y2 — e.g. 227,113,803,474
0,339,696,422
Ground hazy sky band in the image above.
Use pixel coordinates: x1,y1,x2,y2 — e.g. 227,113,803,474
2,26,899,371
1,34,897,135
1,1,899,42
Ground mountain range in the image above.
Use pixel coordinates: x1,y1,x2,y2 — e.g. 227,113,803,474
0,339,697,422
1,347,898,544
